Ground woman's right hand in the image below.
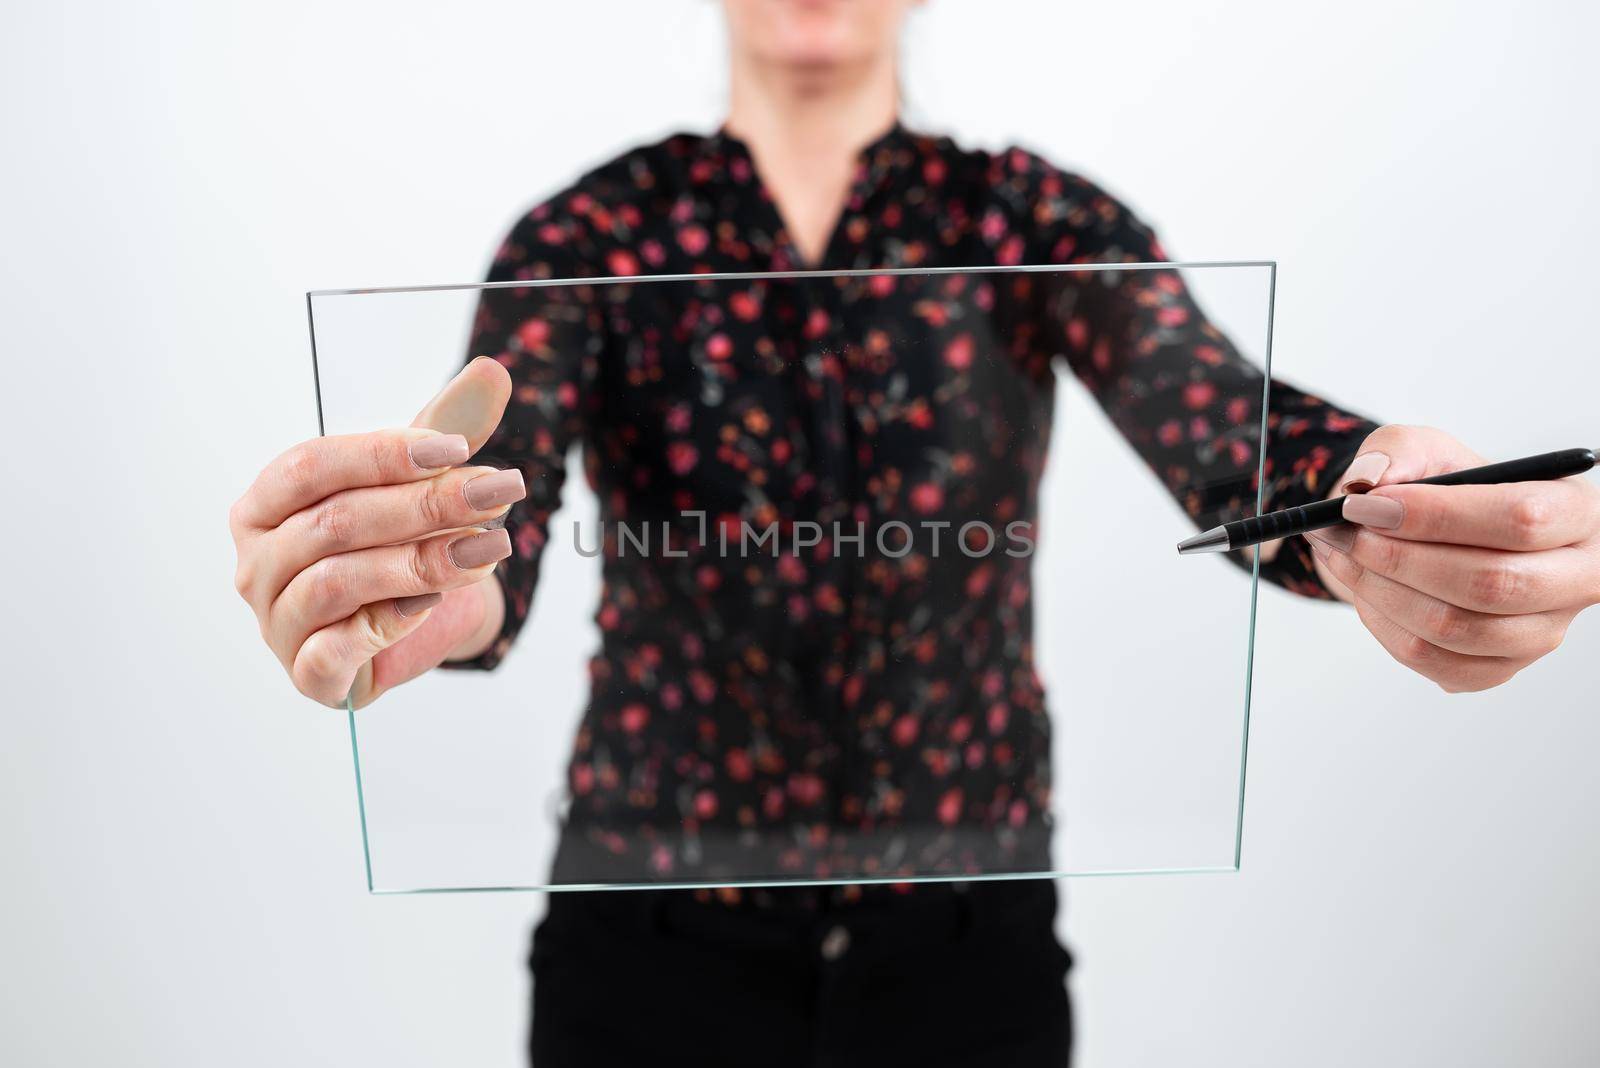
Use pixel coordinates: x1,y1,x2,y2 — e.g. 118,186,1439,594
230,357,520,708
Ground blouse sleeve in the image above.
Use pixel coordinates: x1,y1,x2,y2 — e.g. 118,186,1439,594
1017,163,1381,598
439,202,604,670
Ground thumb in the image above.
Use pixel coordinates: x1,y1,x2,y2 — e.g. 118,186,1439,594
412,355,513,455
1333,424,1487,496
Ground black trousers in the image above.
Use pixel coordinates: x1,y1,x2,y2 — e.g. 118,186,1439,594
529,879,1073,1068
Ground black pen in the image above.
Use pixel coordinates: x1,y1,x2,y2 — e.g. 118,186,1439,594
1176,446,1600,555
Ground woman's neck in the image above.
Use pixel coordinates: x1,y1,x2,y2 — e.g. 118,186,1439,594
724,53,899,266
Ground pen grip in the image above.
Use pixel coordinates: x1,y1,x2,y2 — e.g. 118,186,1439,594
1231,498,1346,548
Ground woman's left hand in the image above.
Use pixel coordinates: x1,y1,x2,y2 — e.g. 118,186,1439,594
1307,425,1600,692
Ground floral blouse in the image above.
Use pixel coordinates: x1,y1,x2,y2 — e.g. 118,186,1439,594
453,123,1378,883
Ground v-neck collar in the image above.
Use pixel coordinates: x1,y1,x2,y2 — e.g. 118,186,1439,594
700,120,918,271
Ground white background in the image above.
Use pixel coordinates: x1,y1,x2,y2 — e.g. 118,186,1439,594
3,2,1597,1065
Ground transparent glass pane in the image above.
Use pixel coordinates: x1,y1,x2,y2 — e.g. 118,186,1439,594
307,262,1275,892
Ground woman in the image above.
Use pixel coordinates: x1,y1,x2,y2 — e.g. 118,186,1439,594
229,2,1600,1064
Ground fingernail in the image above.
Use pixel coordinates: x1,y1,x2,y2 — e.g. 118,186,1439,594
1343,493,1405,529
448,528,512,569
463,468,526,511
1338,451,1390,495
410,434,469,470
1306,526,1356,554
394,591,443,617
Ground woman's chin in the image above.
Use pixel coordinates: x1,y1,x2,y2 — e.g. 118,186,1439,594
729,0,899,72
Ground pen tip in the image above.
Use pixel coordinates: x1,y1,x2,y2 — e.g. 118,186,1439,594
1176,527,1231,555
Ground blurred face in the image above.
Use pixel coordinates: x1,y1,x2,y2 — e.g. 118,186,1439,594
721,0,920,73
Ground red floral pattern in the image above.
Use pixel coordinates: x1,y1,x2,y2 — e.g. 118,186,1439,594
450,124,1377,882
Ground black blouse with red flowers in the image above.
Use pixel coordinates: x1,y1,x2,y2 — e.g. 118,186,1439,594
453,123,1378,883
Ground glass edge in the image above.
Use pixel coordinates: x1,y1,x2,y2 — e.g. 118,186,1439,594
348,702,375,894
316,262,1276,895
307,259,1278,299
1232,261,1277,871
366,865,1242,897
308,288,379,894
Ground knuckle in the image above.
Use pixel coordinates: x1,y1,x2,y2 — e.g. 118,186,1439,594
1534,622,1567,658
418,479,458,530
310,498,357,551
350,606,391,656
227,496,251,537
351,611,384,655
1394,631,1434,666
1363,423,1410,449
1422,600,1474,647
1323,544,1358,581
365,431,398,483
1466,563,1521,611
405,540,441,591
361,431,403,486
1346,567,1378,605
280,442,323,493
1507,494,1552,546
293,634,343,695
233,557,258,601
305,556,351,610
